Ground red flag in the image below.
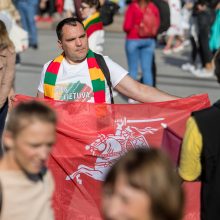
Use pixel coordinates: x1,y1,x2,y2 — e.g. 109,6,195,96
15,94,210,220
161,125,182,166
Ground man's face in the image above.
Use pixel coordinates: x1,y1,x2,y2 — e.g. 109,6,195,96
4,121,56,174
58,22,89,64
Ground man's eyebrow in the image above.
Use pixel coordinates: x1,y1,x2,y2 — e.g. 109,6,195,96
66,37,76,41
79,33,86,38
65,33,86,41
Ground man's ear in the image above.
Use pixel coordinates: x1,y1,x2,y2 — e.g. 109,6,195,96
2,131,14,150
58,40,63,50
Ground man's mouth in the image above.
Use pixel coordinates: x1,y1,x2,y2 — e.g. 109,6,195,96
77,48,85,52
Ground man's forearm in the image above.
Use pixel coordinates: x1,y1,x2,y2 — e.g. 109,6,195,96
116,75,179,103
137,83,179,102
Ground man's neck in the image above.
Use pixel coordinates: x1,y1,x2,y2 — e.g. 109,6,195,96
65,55,87,65
0,153,44,182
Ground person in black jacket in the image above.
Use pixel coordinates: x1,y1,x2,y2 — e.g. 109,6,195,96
179,49,220,220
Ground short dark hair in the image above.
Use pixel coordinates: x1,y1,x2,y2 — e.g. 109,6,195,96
5,101,57,137
103,148,184,220
214,49,220,84
56,17,84,40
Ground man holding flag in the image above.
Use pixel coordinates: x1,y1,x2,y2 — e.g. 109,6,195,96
37,17,178,103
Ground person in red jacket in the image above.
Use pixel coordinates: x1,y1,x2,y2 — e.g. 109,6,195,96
123,0,160,103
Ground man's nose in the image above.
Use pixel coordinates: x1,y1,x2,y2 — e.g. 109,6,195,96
75,38,82,46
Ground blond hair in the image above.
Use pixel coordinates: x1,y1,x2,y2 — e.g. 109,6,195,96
0,20,14,51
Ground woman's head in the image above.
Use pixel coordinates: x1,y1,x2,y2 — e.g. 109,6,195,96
0,20,14,51
102,148,184,220
80,0,100,19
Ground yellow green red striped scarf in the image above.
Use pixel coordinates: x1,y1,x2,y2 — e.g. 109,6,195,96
43,49,106,103
83,12,103,37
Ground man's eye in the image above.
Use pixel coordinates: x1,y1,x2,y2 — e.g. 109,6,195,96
46,143,54,148
67,38,76,42
31,144,41,148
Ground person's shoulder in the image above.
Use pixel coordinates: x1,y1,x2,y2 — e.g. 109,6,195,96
103,55,127,70
192,104,216,118
42,60,54,70
44,60,53,66
0,169,22,182
103,55,116,63
186,116,197,128
103,56,121,67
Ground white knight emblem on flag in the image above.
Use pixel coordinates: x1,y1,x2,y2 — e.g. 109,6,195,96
66,117,164,184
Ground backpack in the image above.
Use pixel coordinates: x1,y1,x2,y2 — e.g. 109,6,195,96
138,4,160,38
100,1,120,26
152,0,170,34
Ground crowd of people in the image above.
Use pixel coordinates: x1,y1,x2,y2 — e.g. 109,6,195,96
123,0,220,86
179,0,220,77
0,0,220,219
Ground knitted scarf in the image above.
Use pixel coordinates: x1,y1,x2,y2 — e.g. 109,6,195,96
83,12,103,38
43,49,106,103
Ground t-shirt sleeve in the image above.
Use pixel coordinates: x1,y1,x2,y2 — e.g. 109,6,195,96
178,117,202,181
88,31,104,54
103,56,128,88
38,61,51,93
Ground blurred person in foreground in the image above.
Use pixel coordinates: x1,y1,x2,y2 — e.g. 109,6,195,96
0,101,56,220
178,49,220,219
102,148,184,220
0,20,15,154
